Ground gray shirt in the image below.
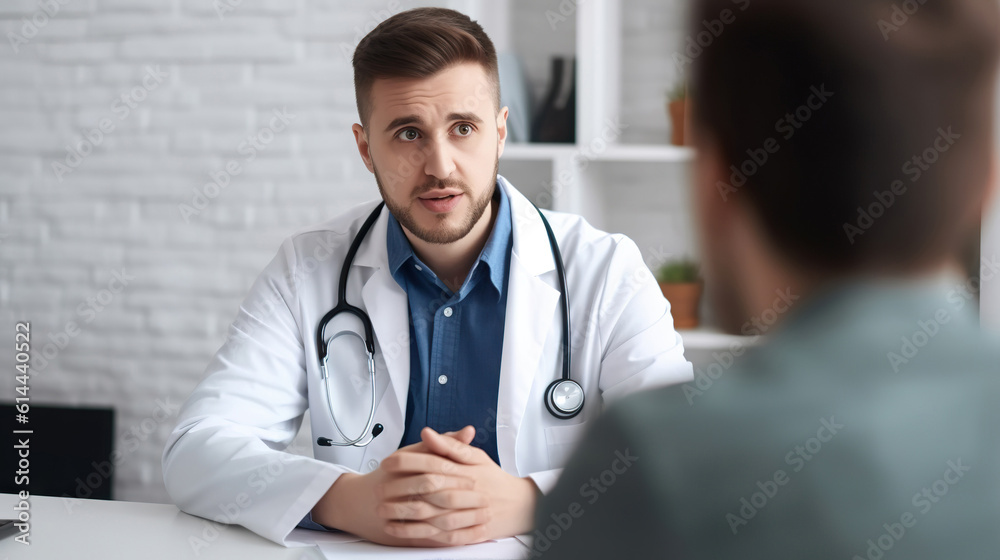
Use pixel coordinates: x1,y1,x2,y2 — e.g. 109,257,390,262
534,274,1000,559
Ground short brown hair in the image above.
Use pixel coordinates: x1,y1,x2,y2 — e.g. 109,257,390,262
352,7,500,128
691,0,1000,274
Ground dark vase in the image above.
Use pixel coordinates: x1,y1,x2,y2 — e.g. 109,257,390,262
531,57,576,144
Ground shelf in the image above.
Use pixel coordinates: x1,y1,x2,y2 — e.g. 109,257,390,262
592,144,694,163
677,327,758,351
501,143,577,161
501,143,694,163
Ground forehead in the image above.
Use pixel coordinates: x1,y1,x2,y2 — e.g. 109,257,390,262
368,62,495,127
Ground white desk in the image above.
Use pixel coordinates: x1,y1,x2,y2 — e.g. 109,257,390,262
0,493,323,559
0,494,531,559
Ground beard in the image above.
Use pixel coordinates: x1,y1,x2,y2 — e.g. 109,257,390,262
373,154,500,245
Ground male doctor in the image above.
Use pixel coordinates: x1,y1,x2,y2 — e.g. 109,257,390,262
163,7,691,548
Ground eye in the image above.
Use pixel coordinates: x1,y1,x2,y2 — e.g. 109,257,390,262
455,123,473,136
398,128,420,142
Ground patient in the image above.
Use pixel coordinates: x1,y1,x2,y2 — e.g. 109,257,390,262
534,0,1000,557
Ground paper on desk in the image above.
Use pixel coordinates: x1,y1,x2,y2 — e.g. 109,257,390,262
315,537,529,559
286,528,529,559
286,527,366,546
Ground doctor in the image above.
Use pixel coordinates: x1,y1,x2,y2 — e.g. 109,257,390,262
163,6,691,549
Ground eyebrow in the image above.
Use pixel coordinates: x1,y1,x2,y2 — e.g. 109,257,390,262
383,112,485,133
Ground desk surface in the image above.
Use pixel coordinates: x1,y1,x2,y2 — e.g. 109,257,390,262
0,493,323,560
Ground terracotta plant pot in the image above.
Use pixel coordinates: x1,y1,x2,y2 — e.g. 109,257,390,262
659,281,702,329
668,99,688,146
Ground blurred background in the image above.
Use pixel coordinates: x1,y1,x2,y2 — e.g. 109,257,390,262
0,0,998,505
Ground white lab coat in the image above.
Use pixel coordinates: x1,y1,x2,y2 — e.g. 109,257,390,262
162,177,692,545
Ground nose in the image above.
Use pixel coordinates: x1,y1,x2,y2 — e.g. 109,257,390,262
421,137,456,180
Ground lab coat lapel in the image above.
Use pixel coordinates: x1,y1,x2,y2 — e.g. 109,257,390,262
353,208,410,443
496,180,560,474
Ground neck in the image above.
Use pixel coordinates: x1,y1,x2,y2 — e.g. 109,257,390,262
727,214,960,336
719,209,815,335
404,195,499,293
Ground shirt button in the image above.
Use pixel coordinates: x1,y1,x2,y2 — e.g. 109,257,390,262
443,307,453,317
367,459,379,471
414,264,422,271
438,375,448,385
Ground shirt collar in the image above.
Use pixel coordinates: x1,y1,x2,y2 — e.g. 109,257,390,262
386,211,413,283
385,182,512,300
478,184,512,297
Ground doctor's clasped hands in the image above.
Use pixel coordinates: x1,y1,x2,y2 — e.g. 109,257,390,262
312,426,537,547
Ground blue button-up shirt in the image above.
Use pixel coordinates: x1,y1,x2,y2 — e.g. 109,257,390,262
386,185,512,465
298,185,512,531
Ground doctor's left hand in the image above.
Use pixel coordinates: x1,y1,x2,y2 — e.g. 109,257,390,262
379,426,541,544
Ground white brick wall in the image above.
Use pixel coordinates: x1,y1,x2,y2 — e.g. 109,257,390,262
0,0,685,504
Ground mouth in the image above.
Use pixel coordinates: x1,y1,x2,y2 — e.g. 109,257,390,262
417,192,463,213
418,189,463,199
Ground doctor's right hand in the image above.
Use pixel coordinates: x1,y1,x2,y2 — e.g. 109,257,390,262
310,428,491,547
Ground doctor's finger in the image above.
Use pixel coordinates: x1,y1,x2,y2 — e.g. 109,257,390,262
376,498,448,521
377,472,474,501
419,489,489,510
420,427,489,465
380,450,464,475
398,429,469,455
448,425,476,445
385,509,490,540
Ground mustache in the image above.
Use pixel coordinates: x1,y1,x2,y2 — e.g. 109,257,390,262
413,178,468,198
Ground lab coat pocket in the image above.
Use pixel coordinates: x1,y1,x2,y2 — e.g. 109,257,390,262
543,422,589,468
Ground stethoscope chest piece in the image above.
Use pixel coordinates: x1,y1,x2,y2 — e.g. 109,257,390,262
544,378,584,419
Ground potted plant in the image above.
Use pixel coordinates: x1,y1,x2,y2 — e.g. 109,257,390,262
656,258,702,329
666,82,689,146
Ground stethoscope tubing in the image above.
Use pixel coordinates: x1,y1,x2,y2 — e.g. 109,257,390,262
315,197,582,447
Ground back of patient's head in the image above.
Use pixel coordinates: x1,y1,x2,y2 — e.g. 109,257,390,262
691,0,1000,276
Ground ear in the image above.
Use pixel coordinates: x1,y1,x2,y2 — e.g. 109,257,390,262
693,139,739,236
496,106,509,159
985,152,999,213
352,123,375,173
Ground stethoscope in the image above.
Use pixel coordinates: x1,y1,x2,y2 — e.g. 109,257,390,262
315,200,584,448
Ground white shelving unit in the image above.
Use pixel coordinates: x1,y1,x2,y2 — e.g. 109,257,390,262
465,0,750,356
484,0,696,227
467,0,1000,351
